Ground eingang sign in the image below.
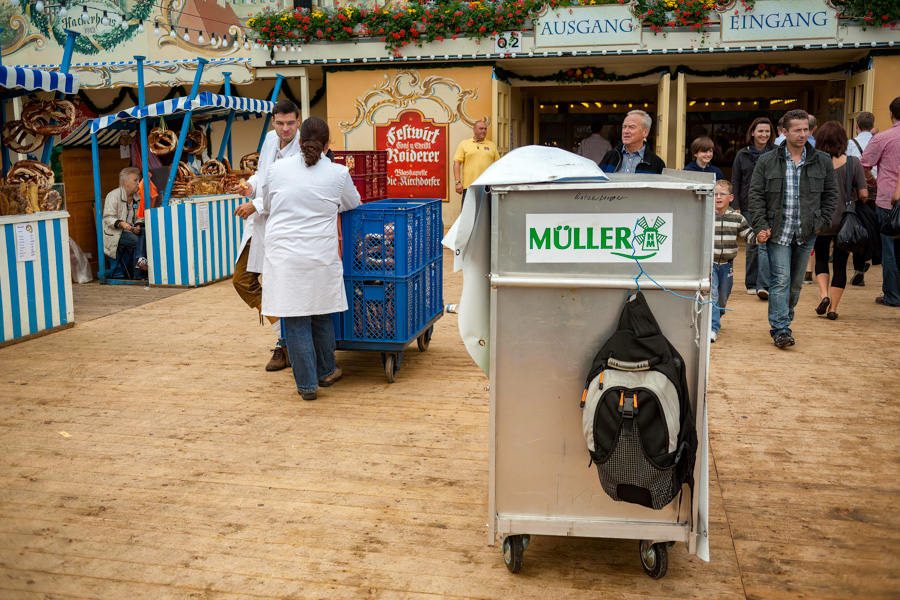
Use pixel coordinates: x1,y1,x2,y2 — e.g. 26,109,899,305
717,0,840,43
525,213,673,263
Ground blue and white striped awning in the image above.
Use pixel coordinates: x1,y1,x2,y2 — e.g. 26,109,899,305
0,65,80,94
62,91,273,147
20,57,251,70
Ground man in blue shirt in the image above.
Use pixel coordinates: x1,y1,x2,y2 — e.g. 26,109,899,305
748,110,837,348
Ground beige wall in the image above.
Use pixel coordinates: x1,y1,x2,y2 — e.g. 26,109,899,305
326,67,494,226
872,55,900,131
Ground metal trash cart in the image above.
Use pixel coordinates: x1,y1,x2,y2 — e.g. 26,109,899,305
486,170,713,577
333,197,444,383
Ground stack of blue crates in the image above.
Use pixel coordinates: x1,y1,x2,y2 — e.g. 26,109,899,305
335,198,443,344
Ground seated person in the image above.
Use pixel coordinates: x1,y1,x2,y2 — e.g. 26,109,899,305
102,167,147,276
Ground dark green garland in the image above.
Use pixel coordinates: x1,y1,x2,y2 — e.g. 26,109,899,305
675,57,873,79
493,64,670,83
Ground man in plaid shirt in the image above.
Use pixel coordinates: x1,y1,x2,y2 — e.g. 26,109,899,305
748,109,838,348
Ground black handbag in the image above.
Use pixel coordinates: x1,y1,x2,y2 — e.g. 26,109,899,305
836,158,868,254
881,201,900,239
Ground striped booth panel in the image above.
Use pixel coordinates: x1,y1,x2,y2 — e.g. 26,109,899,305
1,218,74,343
144,197,245,287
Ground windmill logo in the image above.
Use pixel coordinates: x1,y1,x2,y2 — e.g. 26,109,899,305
612,216,668,260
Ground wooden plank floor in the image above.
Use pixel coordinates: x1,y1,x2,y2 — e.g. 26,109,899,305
1,247,898,599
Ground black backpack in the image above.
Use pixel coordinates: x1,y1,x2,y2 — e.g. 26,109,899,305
580,292,697,510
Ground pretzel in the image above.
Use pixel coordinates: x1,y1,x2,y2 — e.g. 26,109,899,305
240,152,260,172
7,160,55,191
2,119,47,154
185,130,207,156
176,161,192,181
21,99,76,135
148,127,177,155
40,189,63,211
223,172,253,194
200,159,226,176
222,157,232,173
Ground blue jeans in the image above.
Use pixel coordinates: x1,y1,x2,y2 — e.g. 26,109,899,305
877,207,900,305
283,314,337,394
766,235,816,338
756,242,770,292
710,261,733,334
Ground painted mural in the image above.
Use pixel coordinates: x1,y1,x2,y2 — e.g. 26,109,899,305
1,0,256,88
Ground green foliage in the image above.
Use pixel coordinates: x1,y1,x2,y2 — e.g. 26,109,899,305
833,0,900,28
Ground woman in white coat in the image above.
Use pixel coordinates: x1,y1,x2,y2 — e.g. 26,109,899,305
260,117,361,400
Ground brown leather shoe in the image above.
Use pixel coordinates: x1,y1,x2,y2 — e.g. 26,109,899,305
265,346,289,371
318,366,342,387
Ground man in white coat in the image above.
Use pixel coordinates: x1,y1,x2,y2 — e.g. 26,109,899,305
260,116,360,401
233,99,301,371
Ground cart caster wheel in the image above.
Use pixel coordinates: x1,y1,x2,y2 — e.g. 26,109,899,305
639,540,668,579
383,353,398,383
502,535,525,574
417,326,433,352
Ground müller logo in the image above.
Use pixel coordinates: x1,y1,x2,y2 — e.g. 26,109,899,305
525,213,673,263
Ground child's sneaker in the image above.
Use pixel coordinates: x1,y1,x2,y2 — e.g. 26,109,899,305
746,289,757,295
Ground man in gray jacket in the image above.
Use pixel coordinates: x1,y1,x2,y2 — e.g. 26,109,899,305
748,109,838,348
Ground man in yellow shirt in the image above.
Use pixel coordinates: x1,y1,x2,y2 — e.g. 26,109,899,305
453,120,500,206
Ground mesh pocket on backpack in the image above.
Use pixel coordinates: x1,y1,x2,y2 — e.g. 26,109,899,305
594,420,678,510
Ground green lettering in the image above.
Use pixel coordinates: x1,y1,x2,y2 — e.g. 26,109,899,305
616,227,633,249
529,227,551,250
573,227,586,249
553,225,572,249
601,227,613,249
586,227,599,249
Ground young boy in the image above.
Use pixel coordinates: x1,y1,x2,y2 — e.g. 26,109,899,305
711,180,768,342
684,136,724,181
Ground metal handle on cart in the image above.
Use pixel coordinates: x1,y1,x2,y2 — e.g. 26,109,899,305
489,274,710,292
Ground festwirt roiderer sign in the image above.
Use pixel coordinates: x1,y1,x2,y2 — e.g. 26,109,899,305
525,213,673,263
375,110,448,199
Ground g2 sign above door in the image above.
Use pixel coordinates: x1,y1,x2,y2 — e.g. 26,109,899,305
533,4,642,50
717,0,841,44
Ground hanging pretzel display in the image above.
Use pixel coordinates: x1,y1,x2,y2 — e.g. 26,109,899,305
148,127,177,155
7,160,55,191
2,120,47,154
185,130,207,156
21,98,76,135
222,157,232,173
200,159,227,176
240,152,260,172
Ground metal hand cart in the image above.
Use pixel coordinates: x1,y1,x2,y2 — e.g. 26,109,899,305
334,197,443,383
487,171,713,577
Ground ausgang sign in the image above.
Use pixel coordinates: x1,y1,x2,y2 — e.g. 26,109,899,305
718,0,840,43
375,110,448,200
533,4,640,49
526,213,673,263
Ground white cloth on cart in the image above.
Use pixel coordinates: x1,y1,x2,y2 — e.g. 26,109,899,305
259,153,360,317
441,146,710,562
236,129,301,273
441,145,608,376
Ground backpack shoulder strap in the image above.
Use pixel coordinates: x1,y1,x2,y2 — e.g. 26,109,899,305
851,138,863,154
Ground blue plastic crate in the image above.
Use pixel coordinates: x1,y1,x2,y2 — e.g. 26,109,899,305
342,259,442,344
342,198,443,278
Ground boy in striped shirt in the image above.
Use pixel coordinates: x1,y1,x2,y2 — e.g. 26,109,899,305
711,180,769,342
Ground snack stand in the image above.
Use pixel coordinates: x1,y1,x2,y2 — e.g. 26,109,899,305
0,31,79,345
61,57,276,287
